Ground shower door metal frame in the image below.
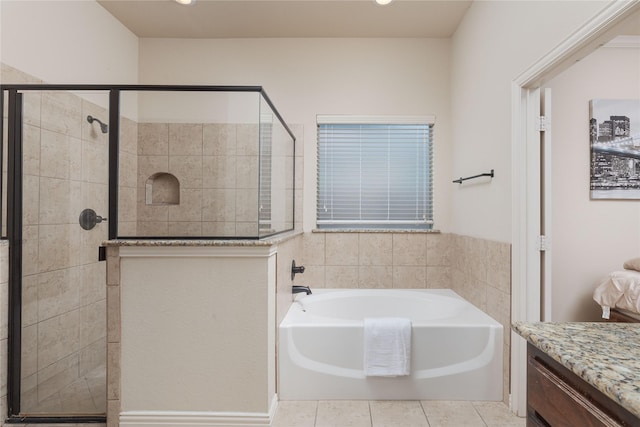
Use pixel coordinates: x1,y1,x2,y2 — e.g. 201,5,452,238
1,84,296,423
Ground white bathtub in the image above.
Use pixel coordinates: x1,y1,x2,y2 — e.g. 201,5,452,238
278,289,503,401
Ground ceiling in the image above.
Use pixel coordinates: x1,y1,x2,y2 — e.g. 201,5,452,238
97,0,473,39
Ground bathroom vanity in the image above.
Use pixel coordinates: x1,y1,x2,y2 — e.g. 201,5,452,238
513,322,640,427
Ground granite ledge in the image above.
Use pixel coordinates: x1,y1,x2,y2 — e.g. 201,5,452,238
513,321,640,419
104,230,303,247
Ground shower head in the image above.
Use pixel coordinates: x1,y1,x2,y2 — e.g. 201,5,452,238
87,115,108,134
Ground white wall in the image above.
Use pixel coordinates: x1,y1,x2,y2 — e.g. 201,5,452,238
450,0,609,243
1,0,138,85
0,0,139,117
138,38,453,233
547,45,640,321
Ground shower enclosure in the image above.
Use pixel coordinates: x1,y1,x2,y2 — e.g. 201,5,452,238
1,84,295,423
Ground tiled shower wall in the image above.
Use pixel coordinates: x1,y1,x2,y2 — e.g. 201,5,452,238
296,231,512,404
1,63,137,415
136,122,292,237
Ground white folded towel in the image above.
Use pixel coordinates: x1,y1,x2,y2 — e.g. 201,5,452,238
363,317,411,377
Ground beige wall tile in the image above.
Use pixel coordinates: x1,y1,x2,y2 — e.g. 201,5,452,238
169,123,203,156
80,262,106,307
136,221,169,236
236,221,258,237
426,266,451,289
427,232,451,266
358,265,393,288
359,233,392,266
236,155,259,189
23,175,40,226
39,177,81,225
22,275,38,327
107,286,121,344
41,92,82,139
119,152,138,188
325,266,358,288
120,116,138,156
203,123,236,156
37,352,79,402
393,233,427,266
326,233,358,266
37,311,80,372
79,301,106,349
202,189,236,222
202,221,236,237
168,189,202,222
236,124,259,156
118,187,137,223
38,224,80,273
107,342,121,401
82,100,109,145
79,338,106,377
137,191,169,222
137,155,169,189
40,129,82,180
303,232,325,266
298,265,325,288
169,155,203,189
236,189,259,222
37,268,80,322
138,123,168,156
82,138,109,185
203,155,236,189
393,266,427,288
23,225,39,276
0,282,6,341
23,123,41,176
21,324,37,379
168,221,203,237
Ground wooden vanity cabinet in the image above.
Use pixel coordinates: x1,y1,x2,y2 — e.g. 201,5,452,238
527,344,638,427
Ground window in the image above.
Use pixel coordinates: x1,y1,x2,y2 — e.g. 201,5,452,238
317,116,434,229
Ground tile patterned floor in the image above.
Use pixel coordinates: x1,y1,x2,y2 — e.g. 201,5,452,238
9,400,525,427
273,400,526,427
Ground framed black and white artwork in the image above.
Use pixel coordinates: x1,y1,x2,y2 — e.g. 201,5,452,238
590,99,640,199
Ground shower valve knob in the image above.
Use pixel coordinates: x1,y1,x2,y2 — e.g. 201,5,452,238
79,208,107,230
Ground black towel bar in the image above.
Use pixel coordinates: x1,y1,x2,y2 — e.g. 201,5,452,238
453,169,494,184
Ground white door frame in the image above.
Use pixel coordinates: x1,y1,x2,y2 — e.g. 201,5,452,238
510,0,640,416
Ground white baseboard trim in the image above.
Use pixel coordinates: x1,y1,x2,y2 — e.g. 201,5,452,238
120,397,279,427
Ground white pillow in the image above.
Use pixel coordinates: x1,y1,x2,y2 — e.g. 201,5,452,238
623,257,640,272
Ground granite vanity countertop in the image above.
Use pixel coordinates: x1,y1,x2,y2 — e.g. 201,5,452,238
513,321,640,419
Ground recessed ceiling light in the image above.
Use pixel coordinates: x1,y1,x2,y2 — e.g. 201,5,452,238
375,0,394,5
175,0,195,5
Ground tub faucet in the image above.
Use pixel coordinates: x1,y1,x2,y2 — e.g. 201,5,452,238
292,285,312,295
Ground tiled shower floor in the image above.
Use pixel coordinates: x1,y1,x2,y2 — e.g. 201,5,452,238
272,400,526,427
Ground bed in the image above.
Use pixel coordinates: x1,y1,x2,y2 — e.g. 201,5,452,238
593,259,640,323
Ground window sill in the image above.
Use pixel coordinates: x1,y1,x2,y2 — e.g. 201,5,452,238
312,228,440,234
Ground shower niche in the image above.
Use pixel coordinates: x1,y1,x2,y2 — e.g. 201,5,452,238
119,88,296,239
145,172,180,206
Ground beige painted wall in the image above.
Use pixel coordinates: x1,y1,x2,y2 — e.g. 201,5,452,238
118,247,277,415
450,0,609,242
546,45,640,321
138,37,453,234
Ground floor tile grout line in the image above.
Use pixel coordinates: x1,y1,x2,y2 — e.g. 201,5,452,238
471,401,490,427
418,400,432,427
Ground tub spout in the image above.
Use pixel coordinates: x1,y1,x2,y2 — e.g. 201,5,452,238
292,285,312,295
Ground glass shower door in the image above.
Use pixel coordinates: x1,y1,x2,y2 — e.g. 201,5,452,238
12,89,108,418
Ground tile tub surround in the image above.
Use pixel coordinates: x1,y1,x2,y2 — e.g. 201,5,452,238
512,321,640,419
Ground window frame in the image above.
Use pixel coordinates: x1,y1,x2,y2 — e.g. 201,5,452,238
316,115,435,231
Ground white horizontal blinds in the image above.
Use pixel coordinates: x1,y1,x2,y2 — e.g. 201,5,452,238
317,122,433,228
259,122,272,229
